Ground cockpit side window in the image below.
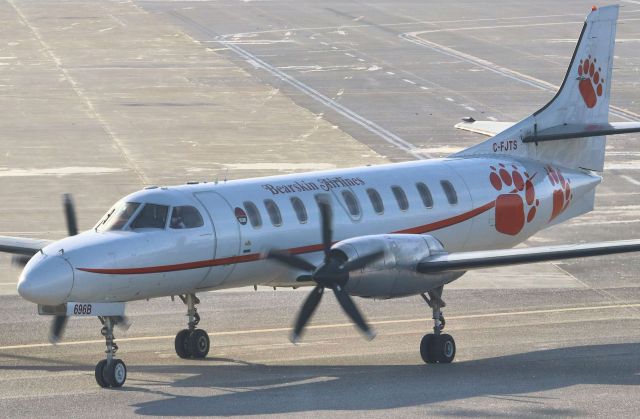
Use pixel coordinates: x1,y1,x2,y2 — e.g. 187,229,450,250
96,202,141,232
131,204,169,229
170,206,204,229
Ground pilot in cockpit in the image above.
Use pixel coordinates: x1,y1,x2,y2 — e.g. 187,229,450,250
170,207,186,229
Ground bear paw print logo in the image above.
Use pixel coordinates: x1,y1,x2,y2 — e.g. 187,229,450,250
578,55,604,109
489,163,539,236
546,165,572,221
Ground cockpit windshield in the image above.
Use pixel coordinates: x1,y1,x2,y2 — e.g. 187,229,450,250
95,202,141,232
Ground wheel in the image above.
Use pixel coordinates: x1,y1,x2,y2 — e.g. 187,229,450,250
434,334,456,363
188,329,210,359
420,334,436,364
175,329,191,359
104,359,127,388
95,359,108,388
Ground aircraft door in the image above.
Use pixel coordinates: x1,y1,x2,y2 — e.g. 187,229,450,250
194,191,241,288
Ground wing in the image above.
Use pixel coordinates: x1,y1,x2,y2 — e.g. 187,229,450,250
0,236,52,256
454,120,515,137
418,239,640,274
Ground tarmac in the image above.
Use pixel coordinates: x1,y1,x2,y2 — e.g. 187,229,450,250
0,0,639,417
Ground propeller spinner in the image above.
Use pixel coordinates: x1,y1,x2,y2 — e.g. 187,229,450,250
266,195,383,343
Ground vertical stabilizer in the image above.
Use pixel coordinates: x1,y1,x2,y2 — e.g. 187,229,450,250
455,5,619,172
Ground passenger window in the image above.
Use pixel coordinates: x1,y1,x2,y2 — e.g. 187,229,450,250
131,203,168,229
391,186,409,211
441,180,458,205
264,199,283,227
243,201,262,228
416,182,434,208
290,197,308,224
170,206,204,229
341,190,361,217
366,188,384,214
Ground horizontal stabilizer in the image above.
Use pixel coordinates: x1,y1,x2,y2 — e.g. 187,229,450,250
417,239,640,274
523,122,640,143
0,236,51,256
454,120,515,137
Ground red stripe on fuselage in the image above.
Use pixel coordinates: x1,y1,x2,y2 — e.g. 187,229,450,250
77,201,496,275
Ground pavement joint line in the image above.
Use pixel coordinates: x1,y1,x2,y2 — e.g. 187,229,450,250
399,32,640,122
214,12,599,40
216,39,427,160
621,175,640,186
164,11,426,160
1,303,638,351
5,0,150,186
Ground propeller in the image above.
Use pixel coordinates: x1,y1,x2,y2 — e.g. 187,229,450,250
266,194,383,343
49,194,79,343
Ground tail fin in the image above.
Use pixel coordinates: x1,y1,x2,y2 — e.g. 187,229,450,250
455,5,621,172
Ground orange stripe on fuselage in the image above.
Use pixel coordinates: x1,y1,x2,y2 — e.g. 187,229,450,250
77,201,496,275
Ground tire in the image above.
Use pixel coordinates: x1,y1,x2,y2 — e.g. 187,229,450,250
436,334,456,363
104,359,127,388
95,359,108,388
175,329,191,359
420,334,436,364
188,329,210,359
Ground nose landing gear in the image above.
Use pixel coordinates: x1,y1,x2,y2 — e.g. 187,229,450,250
94,316,127,388
419,287,456,364
174,294,210,359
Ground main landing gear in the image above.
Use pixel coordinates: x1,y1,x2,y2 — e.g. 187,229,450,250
419,286,456,364
95,316,127,388
174,293,210,359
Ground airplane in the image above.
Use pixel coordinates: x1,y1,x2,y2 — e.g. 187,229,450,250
2,4,640,389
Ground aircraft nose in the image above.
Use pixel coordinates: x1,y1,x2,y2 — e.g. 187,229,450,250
17,253,74,305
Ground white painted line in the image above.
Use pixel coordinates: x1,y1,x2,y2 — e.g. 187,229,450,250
344,52,355,57
399,33,638,121
1,303,637,351
402,79,416,85
331,46,338,50
217,40,426,159
621,175,640,186
386,71,395,75
419,86,429,90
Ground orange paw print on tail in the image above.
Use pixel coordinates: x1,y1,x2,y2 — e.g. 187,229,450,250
546,165,572,221
490,164,539,236
578,55,604,109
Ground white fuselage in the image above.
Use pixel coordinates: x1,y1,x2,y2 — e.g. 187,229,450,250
19,155,601,305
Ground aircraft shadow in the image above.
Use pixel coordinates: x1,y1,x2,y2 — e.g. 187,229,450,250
127,342,640,416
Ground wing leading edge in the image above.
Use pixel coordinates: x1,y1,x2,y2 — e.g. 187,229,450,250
417,239,640,274
0,236,52,256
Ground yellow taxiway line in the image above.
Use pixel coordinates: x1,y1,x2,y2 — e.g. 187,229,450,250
0,303,638,351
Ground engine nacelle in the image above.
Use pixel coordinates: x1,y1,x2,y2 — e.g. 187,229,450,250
333,234,463,299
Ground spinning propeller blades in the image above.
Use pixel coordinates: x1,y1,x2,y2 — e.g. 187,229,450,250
266,195,383,343
50,194,78,343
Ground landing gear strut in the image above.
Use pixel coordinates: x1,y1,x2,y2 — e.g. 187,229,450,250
95,316,127,388
419,286,455,364
174,294,210,359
